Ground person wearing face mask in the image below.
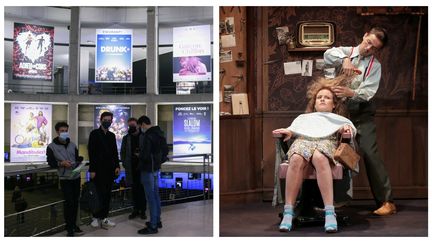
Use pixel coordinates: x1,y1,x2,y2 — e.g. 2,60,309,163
324,27,396,216
88,111,120,228
120,117,147,220
272,76,357,233
47,122,84,236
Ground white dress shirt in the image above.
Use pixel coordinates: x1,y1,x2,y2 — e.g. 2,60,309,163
324,46,382,101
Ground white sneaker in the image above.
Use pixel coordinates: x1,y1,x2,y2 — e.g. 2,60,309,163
90,218,100,228
102,218,116,227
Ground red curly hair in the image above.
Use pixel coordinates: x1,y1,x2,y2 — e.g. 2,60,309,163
305,75,353,118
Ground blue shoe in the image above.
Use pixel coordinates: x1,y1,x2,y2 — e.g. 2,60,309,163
324,211,338,233
279,211,293,232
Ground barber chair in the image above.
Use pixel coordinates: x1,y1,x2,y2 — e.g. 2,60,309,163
273,135,351,228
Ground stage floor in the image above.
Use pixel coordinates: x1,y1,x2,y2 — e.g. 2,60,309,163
220,199,428,236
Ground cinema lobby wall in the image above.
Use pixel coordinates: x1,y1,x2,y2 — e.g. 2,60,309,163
4,6,213,166
220,7,427,204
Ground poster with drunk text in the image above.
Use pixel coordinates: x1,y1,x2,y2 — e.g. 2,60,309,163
95,29,132,83
173,104,212,162
94,105,131,153
12,23,54,81
10,103,52,162
173,25,212,82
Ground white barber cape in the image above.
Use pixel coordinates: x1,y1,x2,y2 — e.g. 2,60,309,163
287,112,357,138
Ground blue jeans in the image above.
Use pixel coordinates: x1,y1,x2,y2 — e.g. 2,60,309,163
141,170,161,228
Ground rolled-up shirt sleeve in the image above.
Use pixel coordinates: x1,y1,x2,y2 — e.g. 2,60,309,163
323,46,352,67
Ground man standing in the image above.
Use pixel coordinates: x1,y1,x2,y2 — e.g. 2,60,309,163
47,121,83,236
88,112,120,228
137,116,168,235
324,27,396,216
121,117,147,220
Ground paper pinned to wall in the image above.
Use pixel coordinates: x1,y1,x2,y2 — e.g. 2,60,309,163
283,61,302,75
231,93,249,115
324,67,336,79
315,59,325,70
220,50,233,63
225,17,235,34
276,26,290,45
221,34,236,48
302,60,313,76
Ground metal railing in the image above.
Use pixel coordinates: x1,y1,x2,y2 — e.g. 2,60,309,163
4,153,212,236
5,83,69,94
4,83,212,95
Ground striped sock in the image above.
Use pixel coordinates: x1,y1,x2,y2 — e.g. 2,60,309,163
324,205,337,227
281,204,294,226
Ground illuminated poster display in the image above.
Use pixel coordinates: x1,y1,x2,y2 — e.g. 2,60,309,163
95,29,132,83
173,25,212,82
173,104,212,162
12,23,54,81
10,103,52,162
94,105,131,152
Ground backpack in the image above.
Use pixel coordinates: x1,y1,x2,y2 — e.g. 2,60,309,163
147,132,169,164
159,134,169,163
80,181,101,214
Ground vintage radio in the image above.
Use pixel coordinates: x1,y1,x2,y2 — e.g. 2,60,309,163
298,22,335,47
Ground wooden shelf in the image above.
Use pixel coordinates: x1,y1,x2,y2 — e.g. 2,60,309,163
287,47,330,52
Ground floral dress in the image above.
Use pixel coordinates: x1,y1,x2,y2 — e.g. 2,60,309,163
287,133,339,165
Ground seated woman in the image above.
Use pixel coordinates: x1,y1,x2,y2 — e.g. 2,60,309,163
272,77,357,233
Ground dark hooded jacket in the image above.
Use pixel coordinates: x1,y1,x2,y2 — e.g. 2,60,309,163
138,126,168,172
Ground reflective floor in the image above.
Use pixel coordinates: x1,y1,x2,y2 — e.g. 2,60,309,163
54,200,213,237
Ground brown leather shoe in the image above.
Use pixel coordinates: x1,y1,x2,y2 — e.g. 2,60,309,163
373,202,397,216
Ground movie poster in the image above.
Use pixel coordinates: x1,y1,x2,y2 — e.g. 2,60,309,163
95,29,132,83
12,23,54,81
10,103,52,162
94,105,131,153
173,25,212,82
173,104,212,162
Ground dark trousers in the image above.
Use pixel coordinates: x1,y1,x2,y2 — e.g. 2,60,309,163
93,176,113,219
132,171,147,213
349,101,393,206
60,178,81,232
16,213,25,224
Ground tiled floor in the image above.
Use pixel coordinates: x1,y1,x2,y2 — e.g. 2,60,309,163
55,200,213,237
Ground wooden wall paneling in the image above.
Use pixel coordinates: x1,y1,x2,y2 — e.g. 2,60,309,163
261,7,269,112
248,7,264,114
220,117,261,203
411,115,428,187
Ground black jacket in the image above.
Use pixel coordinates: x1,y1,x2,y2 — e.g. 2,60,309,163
88,127,120,179
138,126,168,172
